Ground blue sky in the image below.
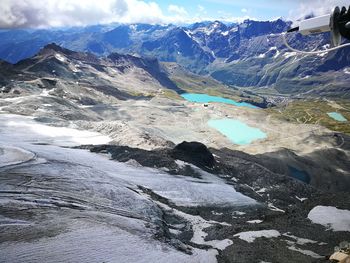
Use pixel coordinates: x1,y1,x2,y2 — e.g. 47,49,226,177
160,0,298,21
0,0,348,28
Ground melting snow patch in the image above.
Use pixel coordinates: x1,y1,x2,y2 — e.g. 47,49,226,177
283,233,317,245
317,52,328,57
232,211,246,216
288,246,323,259
157,202,233,251
234,230,280,243
274,49,280,58
40,89,51,97
3,97,24,102
344,68,350,75
256,188,267,194
54,53,66,62
284,52,297,59
175,160,189,169
308,206,350,232
268,203,285,213
247,220,263,224
211,211,223,216
70,64,80,73
295,196,308,202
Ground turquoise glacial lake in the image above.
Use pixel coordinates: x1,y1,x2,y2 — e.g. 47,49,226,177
327,112,347,122
208,119,267,145
181,93,257,109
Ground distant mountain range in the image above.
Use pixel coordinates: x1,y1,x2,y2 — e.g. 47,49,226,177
1,19,349,98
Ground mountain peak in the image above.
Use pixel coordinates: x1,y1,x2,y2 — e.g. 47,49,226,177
41,43,75,56
38,43,100,64
43,43,66,52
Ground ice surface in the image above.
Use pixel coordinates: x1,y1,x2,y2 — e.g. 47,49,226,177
0,146,35,168
0,222,217,263
0,114,257,262
308,206,350,232
1,114,111,146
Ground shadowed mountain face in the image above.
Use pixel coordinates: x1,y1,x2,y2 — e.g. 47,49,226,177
1,19,349,98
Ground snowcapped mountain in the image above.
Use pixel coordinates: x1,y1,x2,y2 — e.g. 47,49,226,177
1,19,349,97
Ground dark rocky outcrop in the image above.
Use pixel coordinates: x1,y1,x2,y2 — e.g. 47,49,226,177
84,141,217,175
170,141,216,168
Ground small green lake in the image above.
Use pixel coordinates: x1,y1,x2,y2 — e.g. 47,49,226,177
181,93,257,109
327,112,347,122
208,119,267,145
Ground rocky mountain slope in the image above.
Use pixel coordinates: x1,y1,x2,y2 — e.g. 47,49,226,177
1,19,349,98
0,44,261,148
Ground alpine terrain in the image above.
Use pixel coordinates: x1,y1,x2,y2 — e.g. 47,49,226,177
0,3,350,263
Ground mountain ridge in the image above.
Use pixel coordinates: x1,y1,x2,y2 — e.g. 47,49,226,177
0,19,349,98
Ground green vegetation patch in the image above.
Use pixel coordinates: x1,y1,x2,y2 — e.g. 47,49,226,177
267,99,350,134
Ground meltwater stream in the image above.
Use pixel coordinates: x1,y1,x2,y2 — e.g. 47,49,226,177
0,114,256,263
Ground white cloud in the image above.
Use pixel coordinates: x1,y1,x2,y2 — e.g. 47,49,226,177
0,0,190,28
122,0,166,24
217,10,254,23
168,4,188,16
0,0,265,28
241,8,248,13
